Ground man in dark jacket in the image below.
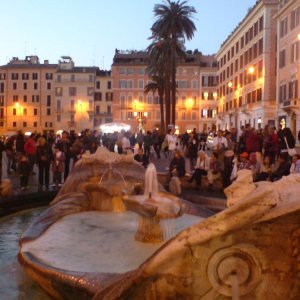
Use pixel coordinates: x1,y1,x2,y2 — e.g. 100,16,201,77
270,154,291,182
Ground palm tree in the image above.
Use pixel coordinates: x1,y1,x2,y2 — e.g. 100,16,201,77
144,75,165,133
146,38,172,132
151,0,196,126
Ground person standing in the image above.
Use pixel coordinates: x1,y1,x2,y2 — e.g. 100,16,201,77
18,154,31,191
143,131,153,159
52,145,65,189
24,133,37,174
57,131,71,181
136,130,144,150
36,137,52,191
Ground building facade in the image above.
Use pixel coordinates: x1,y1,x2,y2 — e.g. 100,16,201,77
0,56,57,134
111,49,218,134
0,56,112,134
275,0,300,136
216,0,278,132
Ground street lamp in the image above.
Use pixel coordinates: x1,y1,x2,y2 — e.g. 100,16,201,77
248,66,255,74
298,33,300,41
228,81,233,88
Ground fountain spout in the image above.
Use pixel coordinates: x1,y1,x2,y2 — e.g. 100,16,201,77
123,163,184,243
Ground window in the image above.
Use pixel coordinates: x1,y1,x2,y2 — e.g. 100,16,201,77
241,36,244,49
47,82,51,90
192,80,198,89
107,81,111,89
291,7,300,30
127,68,134,75
120,80,127,88
254,21,258,36
192,111,197,120
32,95,39,102
0,83,4,93
47,95,51,106
279,83,286,103
258,38,263,55
23,82,27,90
23,108,27,115
96,106,100,114
13,95,18,102
96,81,100,89
56,99,61,111
280,17,288,38
138,80,144,89
279,49,286,68
258,60,263,77
291,41,299,63
69,87,76,96
47,108,51,115
13,122,17,127
288,80,298,99
95,92,102,101
55,87,63,96
33,122,37,128
0,73,5,80
13,108,16,115
89,75,94,82
34,82,38,90
23,122,27,127
87,87,94,96
235,59,238,72
23,95,27,102
106,92,113,101
22,73,29,80
11,73,18,80
107,105,111,114
0,96,4,106
253,43,258,59
34,108,38,115
45,73,53,80
32,73,38,80
259,15,264,32
57,75,61,82
240,55,244,68
57,115,61,122
13,82,17,90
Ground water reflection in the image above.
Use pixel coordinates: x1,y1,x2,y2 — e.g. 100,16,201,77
0,208,51,299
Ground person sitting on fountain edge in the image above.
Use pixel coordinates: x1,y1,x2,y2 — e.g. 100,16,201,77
168,149,186,180
134,148,149,168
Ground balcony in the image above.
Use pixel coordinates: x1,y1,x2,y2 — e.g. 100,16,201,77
241,104,252,115
280,99,300,113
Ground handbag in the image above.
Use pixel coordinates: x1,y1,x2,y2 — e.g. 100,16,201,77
284,137,297,156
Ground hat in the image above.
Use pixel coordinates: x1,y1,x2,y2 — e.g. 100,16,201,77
240,152,248,158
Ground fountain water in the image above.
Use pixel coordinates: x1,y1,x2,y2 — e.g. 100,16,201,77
123,162,184,242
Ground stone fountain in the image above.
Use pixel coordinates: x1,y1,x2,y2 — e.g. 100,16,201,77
18,148,300,299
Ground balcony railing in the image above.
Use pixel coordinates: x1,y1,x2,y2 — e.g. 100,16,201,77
280,99,299,112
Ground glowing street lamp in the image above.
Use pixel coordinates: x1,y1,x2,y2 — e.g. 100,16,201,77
298,33,300,41
248,66,255,74
228,81,233,88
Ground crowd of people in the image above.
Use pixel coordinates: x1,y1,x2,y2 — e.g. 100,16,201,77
0,123,299,193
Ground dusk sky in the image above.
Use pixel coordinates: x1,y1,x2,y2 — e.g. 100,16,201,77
1,0,256,69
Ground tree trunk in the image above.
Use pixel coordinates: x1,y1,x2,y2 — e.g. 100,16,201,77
158,92,165,133
164,75,171,132
171,36,177,127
